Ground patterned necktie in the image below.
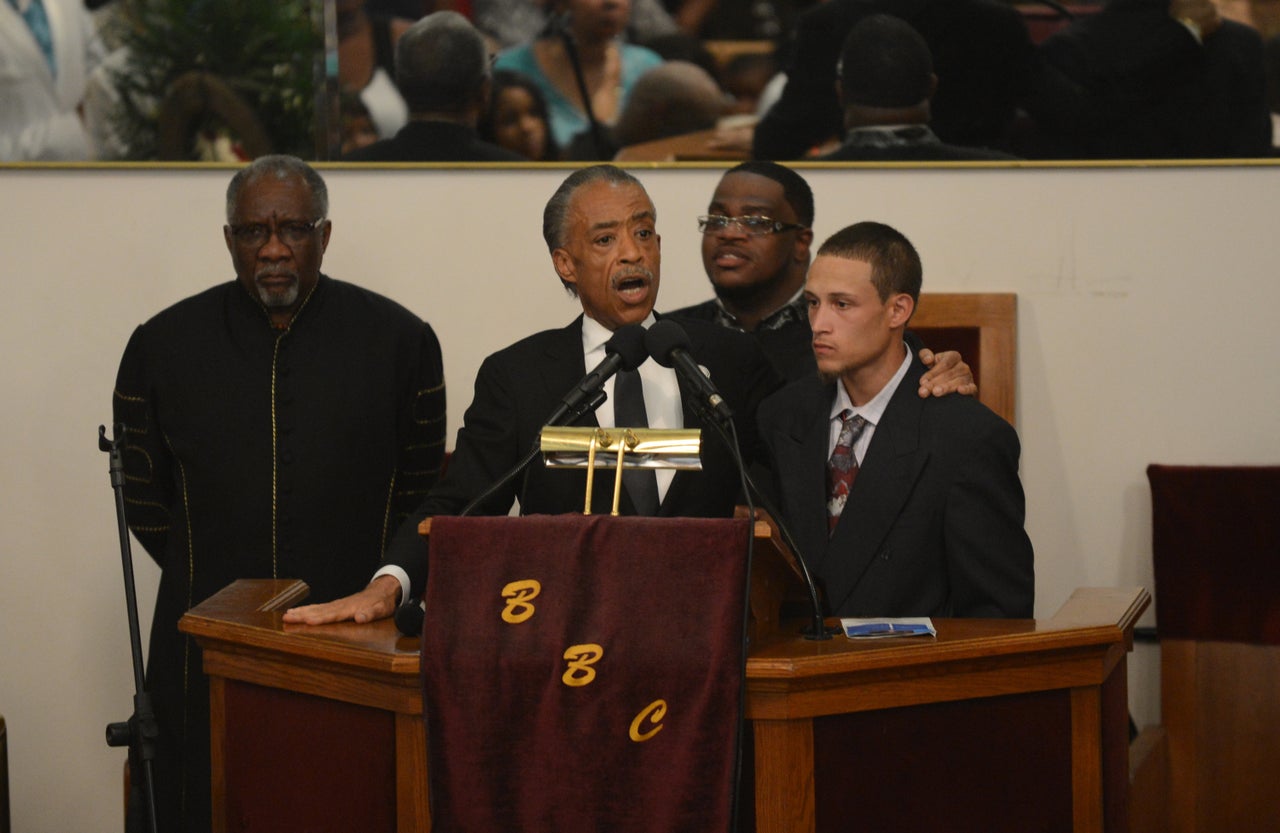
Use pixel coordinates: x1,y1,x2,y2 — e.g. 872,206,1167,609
9,0,56,78
826,409,868,534
614,368,659,516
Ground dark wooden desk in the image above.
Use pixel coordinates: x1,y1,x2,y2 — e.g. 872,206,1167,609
183,583,1146,833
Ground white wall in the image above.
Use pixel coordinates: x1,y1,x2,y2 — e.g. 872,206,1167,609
2,162,1278,832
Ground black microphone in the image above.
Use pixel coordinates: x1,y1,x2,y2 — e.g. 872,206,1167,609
458,323,648,517
545,323,648,427
395,599,426,637
644,320,734,423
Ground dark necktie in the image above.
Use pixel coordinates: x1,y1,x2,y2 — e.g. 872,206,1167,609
9,0,56,78
826,409,868,534
614,368,659,516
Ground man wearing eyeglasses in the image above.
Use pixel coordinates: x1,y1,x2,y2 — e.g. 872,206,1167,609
112,154,446,833
668,161,975,394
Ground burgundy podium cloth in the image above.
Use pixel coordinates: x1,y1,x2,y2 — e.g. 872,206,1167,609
1148,464,1280,645
422,515,751,832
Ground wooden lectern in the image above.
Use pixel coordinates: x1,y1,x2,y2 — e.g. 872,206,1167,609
183,527,1146,833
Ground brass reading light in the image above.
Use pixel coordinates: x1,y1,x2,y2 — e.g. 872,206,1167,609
540,427,702,516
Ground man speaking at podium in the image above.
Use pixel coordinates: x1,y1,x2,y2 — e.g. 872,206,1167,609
286,164,784,625
286,166,971,626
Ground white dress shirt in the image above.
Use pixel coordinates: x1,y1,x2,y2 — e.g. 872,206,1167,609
581,313,680,502
827,345,912,464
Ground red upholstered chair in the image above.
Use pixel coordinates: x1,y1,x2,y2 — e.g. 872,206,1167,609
1129,465,1280,833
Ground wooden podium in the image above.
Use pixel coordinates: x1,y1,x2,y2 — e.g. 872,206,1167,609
183,573,1146,833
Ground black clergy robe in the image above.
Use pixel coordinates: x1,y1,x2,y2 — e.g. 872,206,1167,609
113,274,445,833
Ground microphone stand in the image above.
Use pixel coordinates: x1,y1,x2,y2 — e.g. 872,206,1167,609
99,424,160,833
396,389,611,636
460,388,608,518
690,400,836,642
717,415,753,833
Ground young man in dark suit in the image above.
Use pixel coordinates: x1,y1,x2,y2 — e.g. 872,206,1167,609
757,221,1034,619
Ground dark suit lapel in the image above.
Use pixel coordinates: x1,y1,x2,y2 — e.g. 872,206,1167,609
772,384,836,575
539,316,597,427
822,360,930,614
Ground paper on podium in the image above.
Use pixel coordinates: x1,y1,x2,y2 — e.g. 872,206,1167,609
841,617,937,639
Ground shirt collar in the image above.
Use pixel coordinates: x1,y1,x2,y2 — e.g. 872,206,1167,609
843,124,940,149
829,343,913,425
711,288,807,333
581,311,657,356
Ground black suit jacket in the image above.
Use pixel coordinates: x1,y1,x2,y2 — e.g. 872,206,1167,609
342,120,527,162
1037,0,1271,159
758,353,1034,619
388,314,783,599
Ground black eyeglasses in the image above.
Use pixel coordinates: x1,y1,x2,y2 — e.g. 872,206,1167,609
227,218,325,248
696,214,805,236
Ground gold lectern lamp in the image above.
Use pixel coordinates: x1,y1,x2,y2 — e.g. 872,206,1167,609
540,426,702,515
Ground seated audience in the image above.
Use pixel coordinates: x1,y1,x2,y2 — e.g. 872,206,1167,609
674,0,808,41
1037,0,1271,159
474,0,679,50
1,0,105,160
493,0,664,154
820,15,1019,161
344,11,525,161
574,60,729,159
722,51,780,115
336,0,411,141
757,220,1034,619
753,0,1039,159
478,69,560,161
338,89,381,156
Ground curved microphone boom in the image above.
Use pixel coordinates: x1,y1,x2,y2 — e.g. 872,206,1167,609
644,320,734,423
400,325,655,636
457,323,649,519
544,323,649,427
645,320,833,640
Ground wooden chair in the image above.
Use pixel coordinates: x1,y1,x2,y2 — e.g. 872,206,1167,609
1130,465,1280,833
911,292,1017,427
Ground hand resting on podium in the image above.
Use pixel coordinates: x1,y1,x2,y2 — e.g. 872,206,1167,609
282,573,402,625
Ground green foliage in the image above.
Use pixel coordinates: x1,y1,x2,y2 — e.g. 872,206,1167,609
108,0,321,160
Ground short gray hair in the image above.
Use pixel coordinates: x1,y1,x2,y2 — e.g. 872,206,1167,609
396,11,489,115
541,164,649,252
225,154,328,222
